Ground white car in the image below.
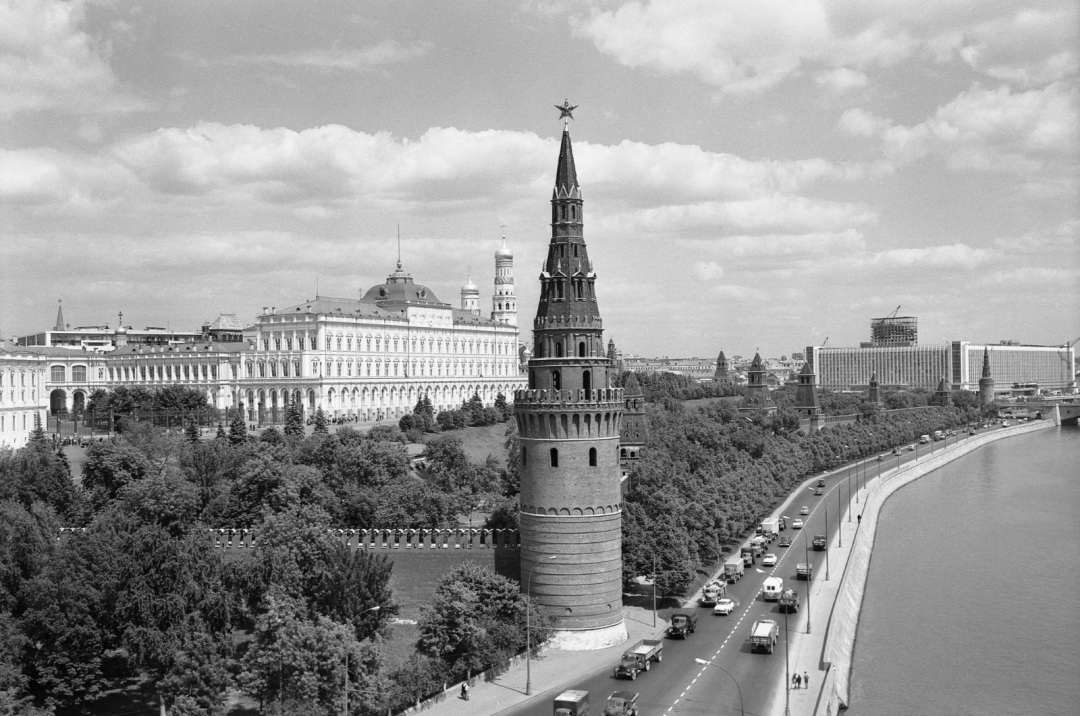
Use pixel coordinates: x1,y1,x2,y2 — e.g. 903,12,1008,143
792,519,804,529
713,598,735,615
799,506,810,515
762,553,777,566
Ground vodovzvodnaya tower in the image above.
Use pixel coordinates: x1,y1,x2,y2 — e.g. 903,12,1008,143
514,118,627,647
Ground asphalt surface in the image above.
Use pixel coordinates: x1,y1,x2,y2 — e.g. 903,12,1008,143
498,432,971,716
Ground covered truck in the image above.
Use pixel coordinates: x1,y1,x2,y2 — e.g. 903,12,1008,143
667,611,698,639
741,546,755,566
812,534,827,551
613,639,662,680
699,580,726,606
779,588,801,613
762,577,784,601
724,556,745,582
796,562,813,581
750,619,779,654
554,690,590,716
603,691,639,716
759,517,780,541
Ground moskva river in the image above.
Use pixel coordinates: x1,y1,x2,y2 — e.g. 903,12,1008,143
848,423,1080,716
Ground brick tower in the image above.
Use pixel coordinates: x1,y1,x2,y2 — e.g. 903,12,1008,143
794,361,820,416
867,371,883,406
978,347,995,409
740,352,776,413
619,371,646,470
930,375,951,406
514,117,627,647
714,350,730,383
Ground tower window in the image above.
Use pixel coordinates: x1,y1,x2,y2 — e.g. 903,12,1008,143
573,244,578,257
550,448,558,467
589,447,597,467
522,447,527,467
552,370,561,390
571,206,576,220
578,342,586,358
583,370,591,393
529,370,536,389
555,342,563,358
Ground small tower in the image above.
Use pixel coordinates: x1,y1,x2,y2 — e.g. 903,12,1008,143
867,371,883,406
460,275,480,314
492,236,517,326
794,362,821,416
740,353,776,413
514,115,626,647
606,338,624,379
620,371,647,470
114,311,128,349
54,300,65,331
930,375,951,406
714,350,730,383
978,347,995,409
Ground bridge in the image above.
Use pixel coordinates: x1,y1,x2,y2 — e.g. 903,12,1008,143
1006,401,1080,425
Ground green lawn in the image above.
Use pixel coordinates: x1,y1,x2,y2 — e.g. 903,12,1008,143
425,421,510,467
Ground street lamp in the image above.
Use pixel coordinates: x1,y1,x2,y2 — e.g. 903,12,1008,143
343,606,381,716
651,552,658,628
525,554,557,696
803,530,811,634
837,477,843,548
823,498,831,580
783,595,792,716
694,658,745,716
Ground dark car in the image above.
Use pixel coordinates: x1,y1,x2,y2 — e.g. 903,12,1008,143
814,487,824,496
779,535,792,547
816,478,826,487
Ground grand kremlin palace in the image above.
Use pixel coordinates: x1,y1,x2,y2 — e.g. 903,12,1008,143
1,243,526,449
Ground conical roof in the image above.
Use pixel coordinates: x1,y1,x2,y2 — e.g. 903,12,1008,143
54,301,65,331
799,361,814,376
750,353,764,370
624,371,642,397
553,126,580,199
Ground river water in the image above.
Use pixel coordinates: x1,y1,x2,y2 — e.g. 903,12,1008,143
848,424,1080,716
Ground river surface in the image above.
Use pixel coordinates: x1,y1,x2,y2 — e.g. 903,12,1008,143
848,424,1080,716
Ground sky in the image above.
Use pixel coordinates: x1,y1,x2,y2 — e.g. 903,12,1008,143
0,0,1077,359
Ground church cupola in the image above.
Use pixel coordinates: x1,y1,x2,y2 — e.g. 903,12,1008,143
460,275,480,314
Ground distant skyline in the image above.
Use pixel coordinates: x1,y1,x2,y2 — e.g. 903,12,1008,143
1,0,1077,357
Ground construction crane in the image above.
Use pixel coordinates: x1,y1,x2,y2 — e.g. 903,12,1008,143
885,305,901,319
822,336,829,348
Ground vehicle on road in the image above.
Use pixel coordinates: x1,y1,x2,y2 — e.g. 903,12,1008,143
919,434,931,444
779,535,792,547
759,517,780,541
877,454,885,461
814,487,824,496
817,478,826,487
604,691,639,716
892,447,901,455
792,519,804,529
613,640,663,680
906,445,915,452
796,563,813,581
699,580,725,606
741,546,755,567
667,612,697,639
778,516,788,530
750,619,780,654
750,536,767,556
713,598,735,615
812,534,827,551
554,690,590,716
779,588,801,613
800,505,810,515
762,577,784,601
725,556,745,582
762,553,777,567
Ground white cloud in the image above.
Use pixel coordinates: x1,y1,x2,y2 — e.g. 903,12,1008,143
867,243,997,269
0,0,148,117
231,39,432,73
815,67,868,93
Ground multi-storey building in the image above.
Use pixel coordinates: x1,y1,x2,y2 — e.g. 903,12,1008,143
515,119,627,647
0,341,49,448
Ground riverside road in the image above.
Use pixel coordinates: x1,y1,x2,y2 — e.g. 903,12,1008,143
503,432,970,716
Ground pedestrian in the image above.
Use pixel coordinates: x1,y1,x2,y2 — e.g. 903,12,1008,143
792,674,798,689
796,673,802,689
804,672,810,689
857,514,862,525
461,681,469,701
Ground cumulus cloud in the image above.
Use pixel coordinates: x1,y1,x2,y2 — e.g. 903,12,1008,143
0,0,149,117
867,243,997,269
815,67,868,93
231,39,433,73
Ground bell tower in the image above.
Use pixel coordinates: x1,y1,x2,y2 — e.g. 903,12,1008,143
514,110,627,647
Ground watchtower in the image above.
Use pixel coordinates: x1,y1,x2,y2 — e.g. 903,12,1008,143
514,120,626,646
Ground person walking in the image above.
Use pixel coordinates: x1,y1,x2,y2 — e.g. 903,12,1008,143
804,672,810,690
461,682,469,701
795,673,802,689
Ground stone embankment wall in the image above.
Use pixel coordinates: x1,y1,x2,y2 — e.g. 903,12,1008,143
817,419,1054,714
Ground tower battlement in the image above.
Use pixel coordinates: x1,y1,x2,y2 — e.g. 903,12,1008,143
534,314,603,330
513,387,623,406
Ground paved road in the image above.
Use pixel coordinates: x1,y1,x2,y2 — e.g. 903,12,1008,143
502,428,980,716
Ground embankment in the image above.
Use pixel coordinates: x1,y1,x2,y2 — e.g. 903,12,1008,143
817,419,1055,714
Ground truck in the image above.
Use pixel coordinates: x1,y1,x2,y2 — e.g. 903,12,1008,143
933,430,944,441
750,619,779,654
750,536,767,556
759,517,780,541
667,611,698,639
919,434,931,444
554,690,590,716
613,639,663,680
725,556,745,582
699,580,726,606
741,546,755,566
779,588,801,613
812,534,827,551
603,691,639,716
796,562,813,581
762,577,784,601
778,516,788,530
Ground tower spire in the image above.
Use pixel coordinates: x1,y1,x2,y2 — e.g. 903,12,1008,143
54,299,65,331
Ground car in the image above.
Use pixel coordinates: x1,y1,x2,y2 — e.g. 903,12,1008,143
876,454,885,462
905,445,915,452
799,506,810,515
713,598,735,615
779,535,792,547
813,487,823,496
762,553,777,566
792,519,804,529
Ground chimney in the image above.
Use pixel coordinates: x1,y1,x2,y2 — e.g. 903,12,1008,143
263,307,269,315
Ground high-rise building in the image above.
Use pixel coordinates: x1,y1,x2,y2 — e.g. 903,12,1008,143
869,315,918,346
514,119,627,647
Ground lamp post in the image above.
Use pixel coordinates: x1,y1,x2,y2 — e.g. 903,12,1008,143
783,596,791,716
803,530,811,634
694,658,745,716
847,460,853,519
343,606,381,716
652,552,658,628
837,476,843,548
823,498,831,580
525,554,557,696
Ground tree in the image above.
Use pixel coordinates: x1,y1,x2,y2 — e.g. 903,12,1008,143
185,419,201,444
371,480,459,529
284,402,305,438
494,392,511,421
313,408,329,435
228,410,248,445
418,561,551,679
81,441,151,511
215,422,227,440
28,413,47,446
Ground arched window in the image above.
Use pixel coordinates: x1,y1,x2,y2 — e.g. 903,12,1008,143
589,447,597,467
583,370,591,394
555,342,563,358
552,370,561,390
550,448,558,467
578,342,586,357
